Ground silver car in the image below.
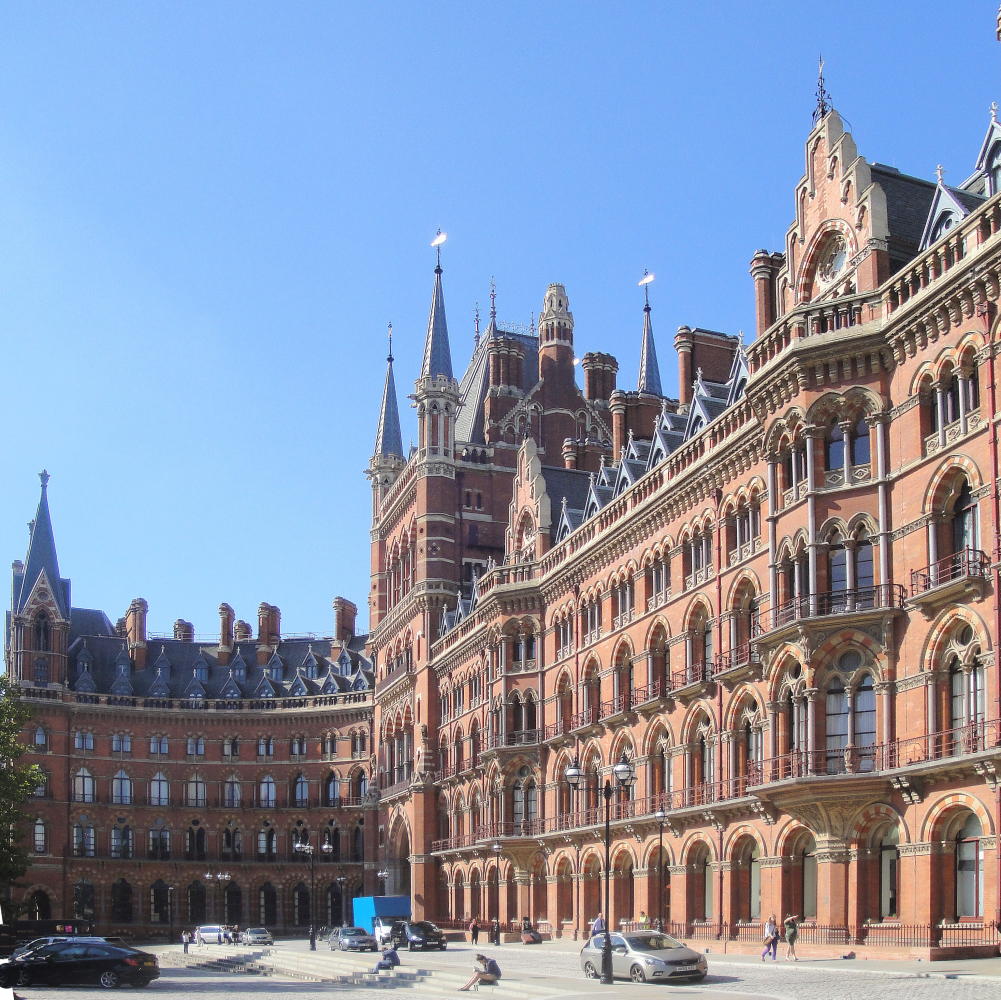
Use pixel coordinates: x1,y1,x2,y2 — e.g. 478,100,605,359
337,927,378,952
579,931,708,983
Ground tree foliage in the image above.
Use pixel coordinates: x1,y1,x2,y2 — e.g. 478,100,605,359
0,675,44,889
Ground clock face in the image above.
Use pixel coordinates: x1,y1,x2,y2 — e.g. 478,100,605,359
818,235,847,283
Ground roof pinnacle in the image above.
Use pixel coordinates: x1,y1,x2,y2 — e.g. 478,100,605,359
813,55,832,123
637,270,662,395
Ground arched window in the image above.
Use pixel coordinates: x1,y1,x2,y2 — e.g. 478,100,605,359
112,769,132,805
951,481,978,554
293,774,309,807
878,827,899,919
825,420,844,471
854,530,875,595
259,883,278,925
186,775,207,807
324,773,341,806
150,771,170,806
854,674,877,771
185,825,206,861
259,775,276,808
34,727,48,750
33,818,46,853
110,879,133,923
257,826,277,860
110,823,134,859
34,611,50,652
148,823,170,860
150,880,171,925
956,814,984,917
850,418,870,466
827,532,847,596
73,768,95,803
222,826,242,860
224,776,241,807
73,820,95,857
352,822,365,861
112,732,132,753
187,881,206,924
825,678,848,773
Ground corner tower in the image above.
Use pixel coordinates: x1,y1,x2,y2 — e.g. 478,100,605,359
8,471,72,685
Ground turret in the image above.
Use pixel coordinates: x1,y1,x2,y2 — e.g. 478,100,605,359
537,283,576,390
368,325,406,506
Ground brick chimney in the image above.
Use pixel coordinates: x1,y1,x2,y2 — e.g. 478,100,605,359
173,619,194,642
218,603,235,665
749,250,785,336
333,597,358,641
125,598,148,670
257,602,280,664
581,352,618,405
234,619,252,642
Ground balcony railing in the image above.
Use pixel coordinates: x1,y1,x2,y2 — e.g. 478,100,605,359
910,548,990,596
756,584,905,634
483,729,541,750
749,718,1001,785
669,660,712,693
712,644,759,676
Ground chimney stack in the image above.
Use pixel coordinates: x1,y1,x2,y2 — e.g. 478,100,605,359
581,352,618,404
257,602,280,664
173,619,194,642
333,597,358,641
234,619,252,642
125,598,148,670
218,603,235,665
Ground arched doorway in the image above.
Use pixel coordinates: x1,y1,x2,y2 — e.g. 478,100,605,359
387,820,412,897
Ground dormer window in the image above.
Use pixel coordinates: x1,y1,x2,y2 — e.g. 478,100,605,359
34,612,50,652
931,212,957,244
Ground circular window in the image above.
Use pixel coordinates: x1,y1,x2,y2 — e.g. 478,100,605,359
818,235,848,283
837,650,862,672
957,624,974,646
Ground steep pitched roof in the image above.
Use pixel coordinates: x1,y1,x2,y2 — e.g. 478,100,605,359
637,302,662,395
373,349,404,459
420,263,453,380
14,472,71,617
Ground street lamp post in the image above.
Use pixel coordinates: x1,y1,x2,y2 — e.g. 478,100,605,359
336,876,348,927
168,886,176,943
654,811,666,932
296,841,334,950
203,872,232,926
565,753,635,985
492,842,502,933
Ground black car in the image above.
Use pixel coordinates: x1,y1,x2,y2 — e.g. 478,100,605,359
389,920,446,951
0,940,160,989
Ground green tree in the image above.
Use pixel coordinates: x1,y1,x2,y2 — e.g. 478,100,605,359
0,675,43,892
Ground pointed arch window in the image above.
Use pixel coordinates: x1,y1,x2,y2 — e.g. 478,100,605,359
148,825,170,860
112,769,133,805
825,679,848,773
150,771,170,807
33,818,46,853
222,826,242,860
223,776,241,808
854,674,877,771
257,826,277,861
185,775,207,808
34,727,48,750
956,814,984,917
850,418,871,466
185,824,206,861
293,774,309,808
259,775,277,808
73,768,95,803
951,481,978,555
110,823,134,859
34,611,51,652
112,732,132,754
72,820,95,857
824,419,844,471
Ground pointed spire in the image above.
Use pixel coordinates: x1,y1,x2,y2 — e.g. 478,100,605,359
373,323,404,460
637,270,663,395
474,302,481,349
15,470,70,616
421,230,453,379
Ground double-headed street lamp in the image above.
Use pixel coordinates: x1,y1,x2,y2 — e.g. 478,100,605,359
295,840,334,950
203,871,231,925
565,752,635,985
654,810,667,932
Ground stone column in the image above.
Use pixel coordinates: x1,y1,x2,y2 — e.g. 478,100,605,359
815,840,851,928
804,426,820,614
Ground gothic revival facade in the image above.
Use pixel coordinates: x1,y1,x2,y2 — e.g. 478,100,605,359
370,103,1001,958
8,87,1001,957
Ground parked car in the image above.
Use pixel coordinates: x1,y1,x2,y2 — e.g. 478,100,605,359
0,940,160,989
241,927,274,946
579,931,707,984
326,927,343,950
389,920,447,951
10,936,121,960
336,927,378,952
196,925,225,943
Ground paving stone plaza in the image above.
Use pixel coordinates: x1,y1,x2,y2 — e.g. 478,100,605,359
21,939,1001,1000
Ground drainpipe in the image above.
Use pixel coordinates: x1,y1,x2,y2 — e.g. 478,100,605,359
979,299,1001,926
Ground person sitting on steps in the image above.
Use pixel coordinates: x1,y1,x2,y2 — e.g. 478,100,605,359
458,954,501,991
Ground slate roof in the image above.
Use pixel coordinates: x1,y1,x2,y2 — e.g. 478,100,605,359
421,264,453,380
870,165,937,269
540,466,592,528
65,633,374,701
14,475,71,617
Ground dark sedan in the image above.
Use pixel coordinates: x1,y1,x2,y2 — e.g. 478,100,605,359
389,920,446,951
0,940,160,989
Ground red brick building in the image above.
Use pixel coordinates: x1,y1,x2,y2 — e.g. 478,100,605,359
370,98,1001,958
9,69,1001,959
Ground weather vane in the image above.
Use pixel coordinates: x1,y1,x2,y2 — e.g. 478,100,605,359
813,55,832,123
431,229,447,271
638,269,655,308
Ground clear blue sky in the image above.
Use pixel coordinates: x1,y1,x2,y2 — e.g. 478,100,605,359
1,1,997,639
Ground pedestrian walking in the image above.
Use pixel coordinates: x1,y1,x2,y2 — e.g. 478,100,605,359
490,918,501,946
468,917,480,944
783,914,799,961
590,912,606,938
195,927,203,947
181,930,191,954
761,915,778,961
638,910,650,929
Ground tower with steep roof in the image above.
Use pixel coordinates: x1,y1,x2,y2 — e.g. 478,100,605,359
637,275,663,396
8,472,72,685
368,325,406,509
